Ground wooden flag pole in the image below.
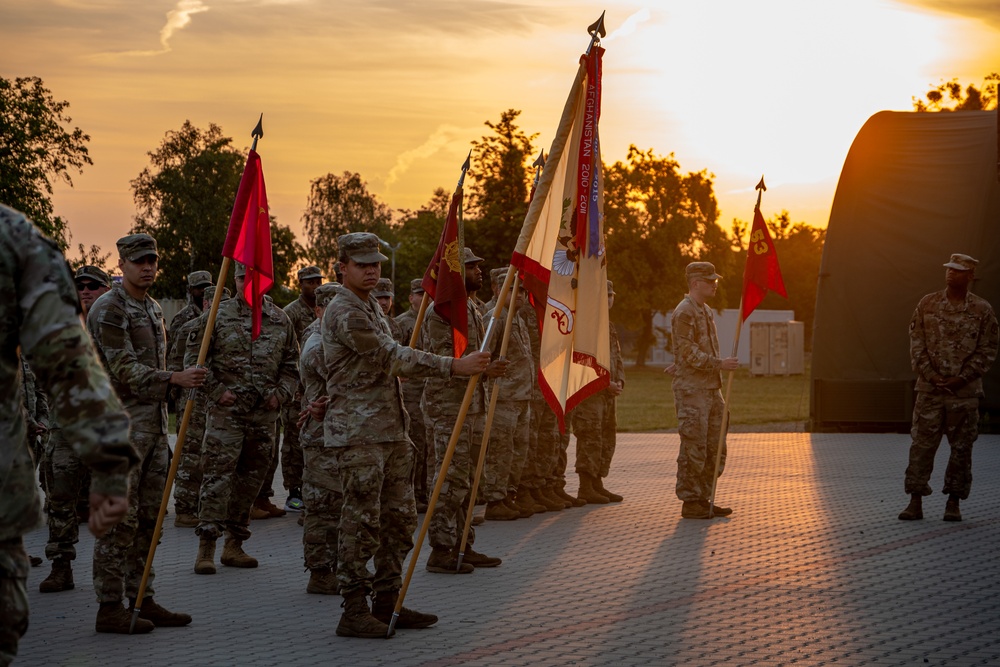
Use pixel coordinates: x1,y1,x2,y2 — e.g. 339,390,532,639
130,256,232,632
457,272,521,569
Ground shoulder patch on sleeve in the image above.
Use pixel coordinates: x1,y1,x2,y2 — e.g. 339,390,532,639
97,304,127,329
347,314,371,331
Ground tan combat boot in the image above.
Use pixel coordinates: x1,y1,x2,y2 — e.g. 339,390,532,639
336,590,392,638
371,590,438,629
195,536,217,575
221,537,258,568
577,473,610,504
39,557,74,593
307,567,339,595
898,494,923,521
95,601,154,634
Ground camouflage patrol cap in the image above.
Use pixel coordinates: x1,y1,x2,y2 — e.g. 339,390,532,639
685,261,720,281
187,270,213,288
339,232,388,263
116,233,158,262
463,247,484,265
490,266,509,284
372,278,394,298
409,278,425,295
203,285,231,302
234,262,247,278
297,265,323,281
75,265,111,288
607,280,616,295
314,282,341,309
943,253,978,271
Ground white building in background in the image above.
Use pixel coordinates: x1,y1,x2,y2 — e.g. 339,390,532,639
648,309,796,366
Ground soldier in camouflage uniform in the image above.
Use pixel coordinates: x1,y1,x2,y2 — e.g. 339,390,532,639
186,262,299,574
166,270,213,352
420,247,506,571
899,253,999,522
87,232,205,633
322,233,492,638
38,264,113,557
394,279,431,509
38,266,111,593
298,282,341,595
670,262,739,520
271,265,323,515
373,278,405,343
1,204,136,664
167,286,230,527
481,267,532,521
572,280,626,504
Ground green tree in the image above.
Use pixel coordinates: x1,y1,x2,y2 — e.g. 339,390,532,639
69,243,113,273
466,109,538,268
391,188,451,307
912,73,999,111
604,146,734,366
130,120,301,299
0,76,92,248
302,171,394,277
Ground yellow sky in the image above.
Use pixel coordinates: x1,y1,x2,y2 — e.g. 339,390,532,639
2,0,999,259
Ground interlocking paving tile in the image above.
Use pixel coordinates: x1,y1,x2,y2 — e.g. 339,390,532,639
15,432,1000,666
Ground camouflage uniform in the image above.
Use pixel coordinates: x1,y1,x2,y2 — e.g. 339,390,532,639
904,288,999,499
87,274,177,603
322,282,453,597
572,322,625,478
670,294,727,505
168,287,229,518
185,292,299,542
1,205,135,663
519,302,559,493
420,301,486,551
484,302,533,501
394,305,432,503
279,292,317,500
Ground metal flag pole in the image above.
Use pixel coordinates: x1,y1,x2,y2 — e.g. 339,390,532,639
130,115,264,633
707,176,765,519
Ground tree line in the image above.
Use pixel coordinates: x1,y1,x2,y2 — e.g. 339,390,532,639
27,75,967,363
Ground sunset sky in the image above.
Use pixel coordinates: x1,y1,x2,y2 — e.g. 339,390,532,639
3,0,999,262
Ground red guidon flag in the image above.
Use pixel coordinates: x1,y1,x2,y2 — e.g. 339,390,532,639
222,149,273,339
740,205,787,322
421,187,468,357
511,46,610,431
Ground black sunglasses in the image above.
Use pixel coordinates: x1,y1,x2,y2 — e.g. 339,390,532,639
76,281,104,291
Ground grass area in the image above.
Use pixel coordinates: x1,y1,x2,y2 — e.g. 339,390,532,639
616,364,812,432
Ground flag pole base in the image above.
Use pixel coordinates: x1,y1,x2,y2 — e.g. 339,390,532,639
456,552,465,572
128,607,140,634
387,612,399,638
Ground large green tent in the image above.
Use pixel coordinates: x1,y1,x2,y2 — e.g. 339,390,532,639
810,110,1000,431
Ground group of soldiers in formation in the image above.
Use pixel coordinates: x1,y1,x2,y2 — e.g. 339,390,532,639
4,197,996,661
7,209,626,650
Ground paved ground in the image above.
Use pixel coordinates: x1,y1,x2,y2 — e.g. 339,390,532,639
16,432,1000,666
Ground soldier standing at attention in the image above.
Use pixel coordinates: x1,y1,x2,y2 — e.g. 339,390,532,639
572,280,626,504
395,279,431,510
187,262,299,574
166,270,213,351
322,233,491,639
168,285,230,528
298,282,342,595
1,205,135,663
373,278,405,343
87,232,205,633
899,253,998,522
276,265,323,514
420,247,506,572
670,262,738,521
38,265,114,592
